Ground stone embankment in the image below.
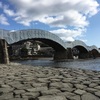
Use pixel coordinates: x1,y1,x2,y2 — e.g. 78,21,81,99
0,63,100,100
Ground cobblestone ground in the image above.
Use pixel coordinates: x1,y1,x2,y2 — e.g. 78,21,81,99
0,63,100,100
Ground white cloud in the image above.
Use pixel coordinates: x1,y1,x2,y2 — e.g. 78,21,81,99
62,37,74,41
10,30,16,32
50,28,86,41
3,5,15,16
80,39,87,43
0,14,9,25
7,0,99,27
38,15,64,27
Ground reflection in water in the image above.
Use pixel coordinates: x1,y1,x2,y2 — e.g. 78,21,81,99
14,58,100,71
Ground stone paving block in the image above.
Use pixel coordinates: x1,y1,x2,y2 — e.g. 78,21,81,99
38,95,67,100
74,84,87,89
74,89,86,95
67,95,81,100
37,78,50,83
89,83,98,88
94,86,100,90
50,82,63,88
62,78,74,82
81,93,100,100
86,88,98,93
83,81,91,86
21,92,40,99
31,83,47,87
13,89,25,95
71,80,80,84
95,91,100,97
50,78,61,82
0,93,13,100
57,91,76,98
8,82,24,88
41,89,61,95
0,84,11,88
60,87,75,92
62,83,73,88
0,87,13,93
25,86,48,92
92,80,100,83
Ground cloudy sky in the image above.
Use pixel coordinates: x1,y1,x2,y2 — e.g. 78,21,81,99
0,0,100,47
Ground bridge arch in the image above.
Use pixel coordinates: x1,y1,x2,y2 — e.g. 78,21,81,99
5,29,66,51
72,40,89,59
89,45,100,53
89,45,100,58
72,40,89,51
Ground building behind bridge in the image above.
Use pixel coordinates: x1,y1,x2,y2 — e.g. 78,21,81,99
10,40,54,59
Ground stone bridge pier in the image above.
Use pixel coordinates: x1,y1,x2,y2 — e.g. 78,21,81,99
54,50,68,60
67,48,73,59
54,48,73,60
89,50,100,59
0,39,9,64
78,53,89,59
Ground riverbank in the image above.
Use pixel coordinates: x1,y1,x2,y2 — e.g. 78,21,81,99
0,63,100,100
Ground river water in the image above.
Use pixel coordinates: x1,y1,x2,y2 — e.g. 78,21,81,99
14,58,100,71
